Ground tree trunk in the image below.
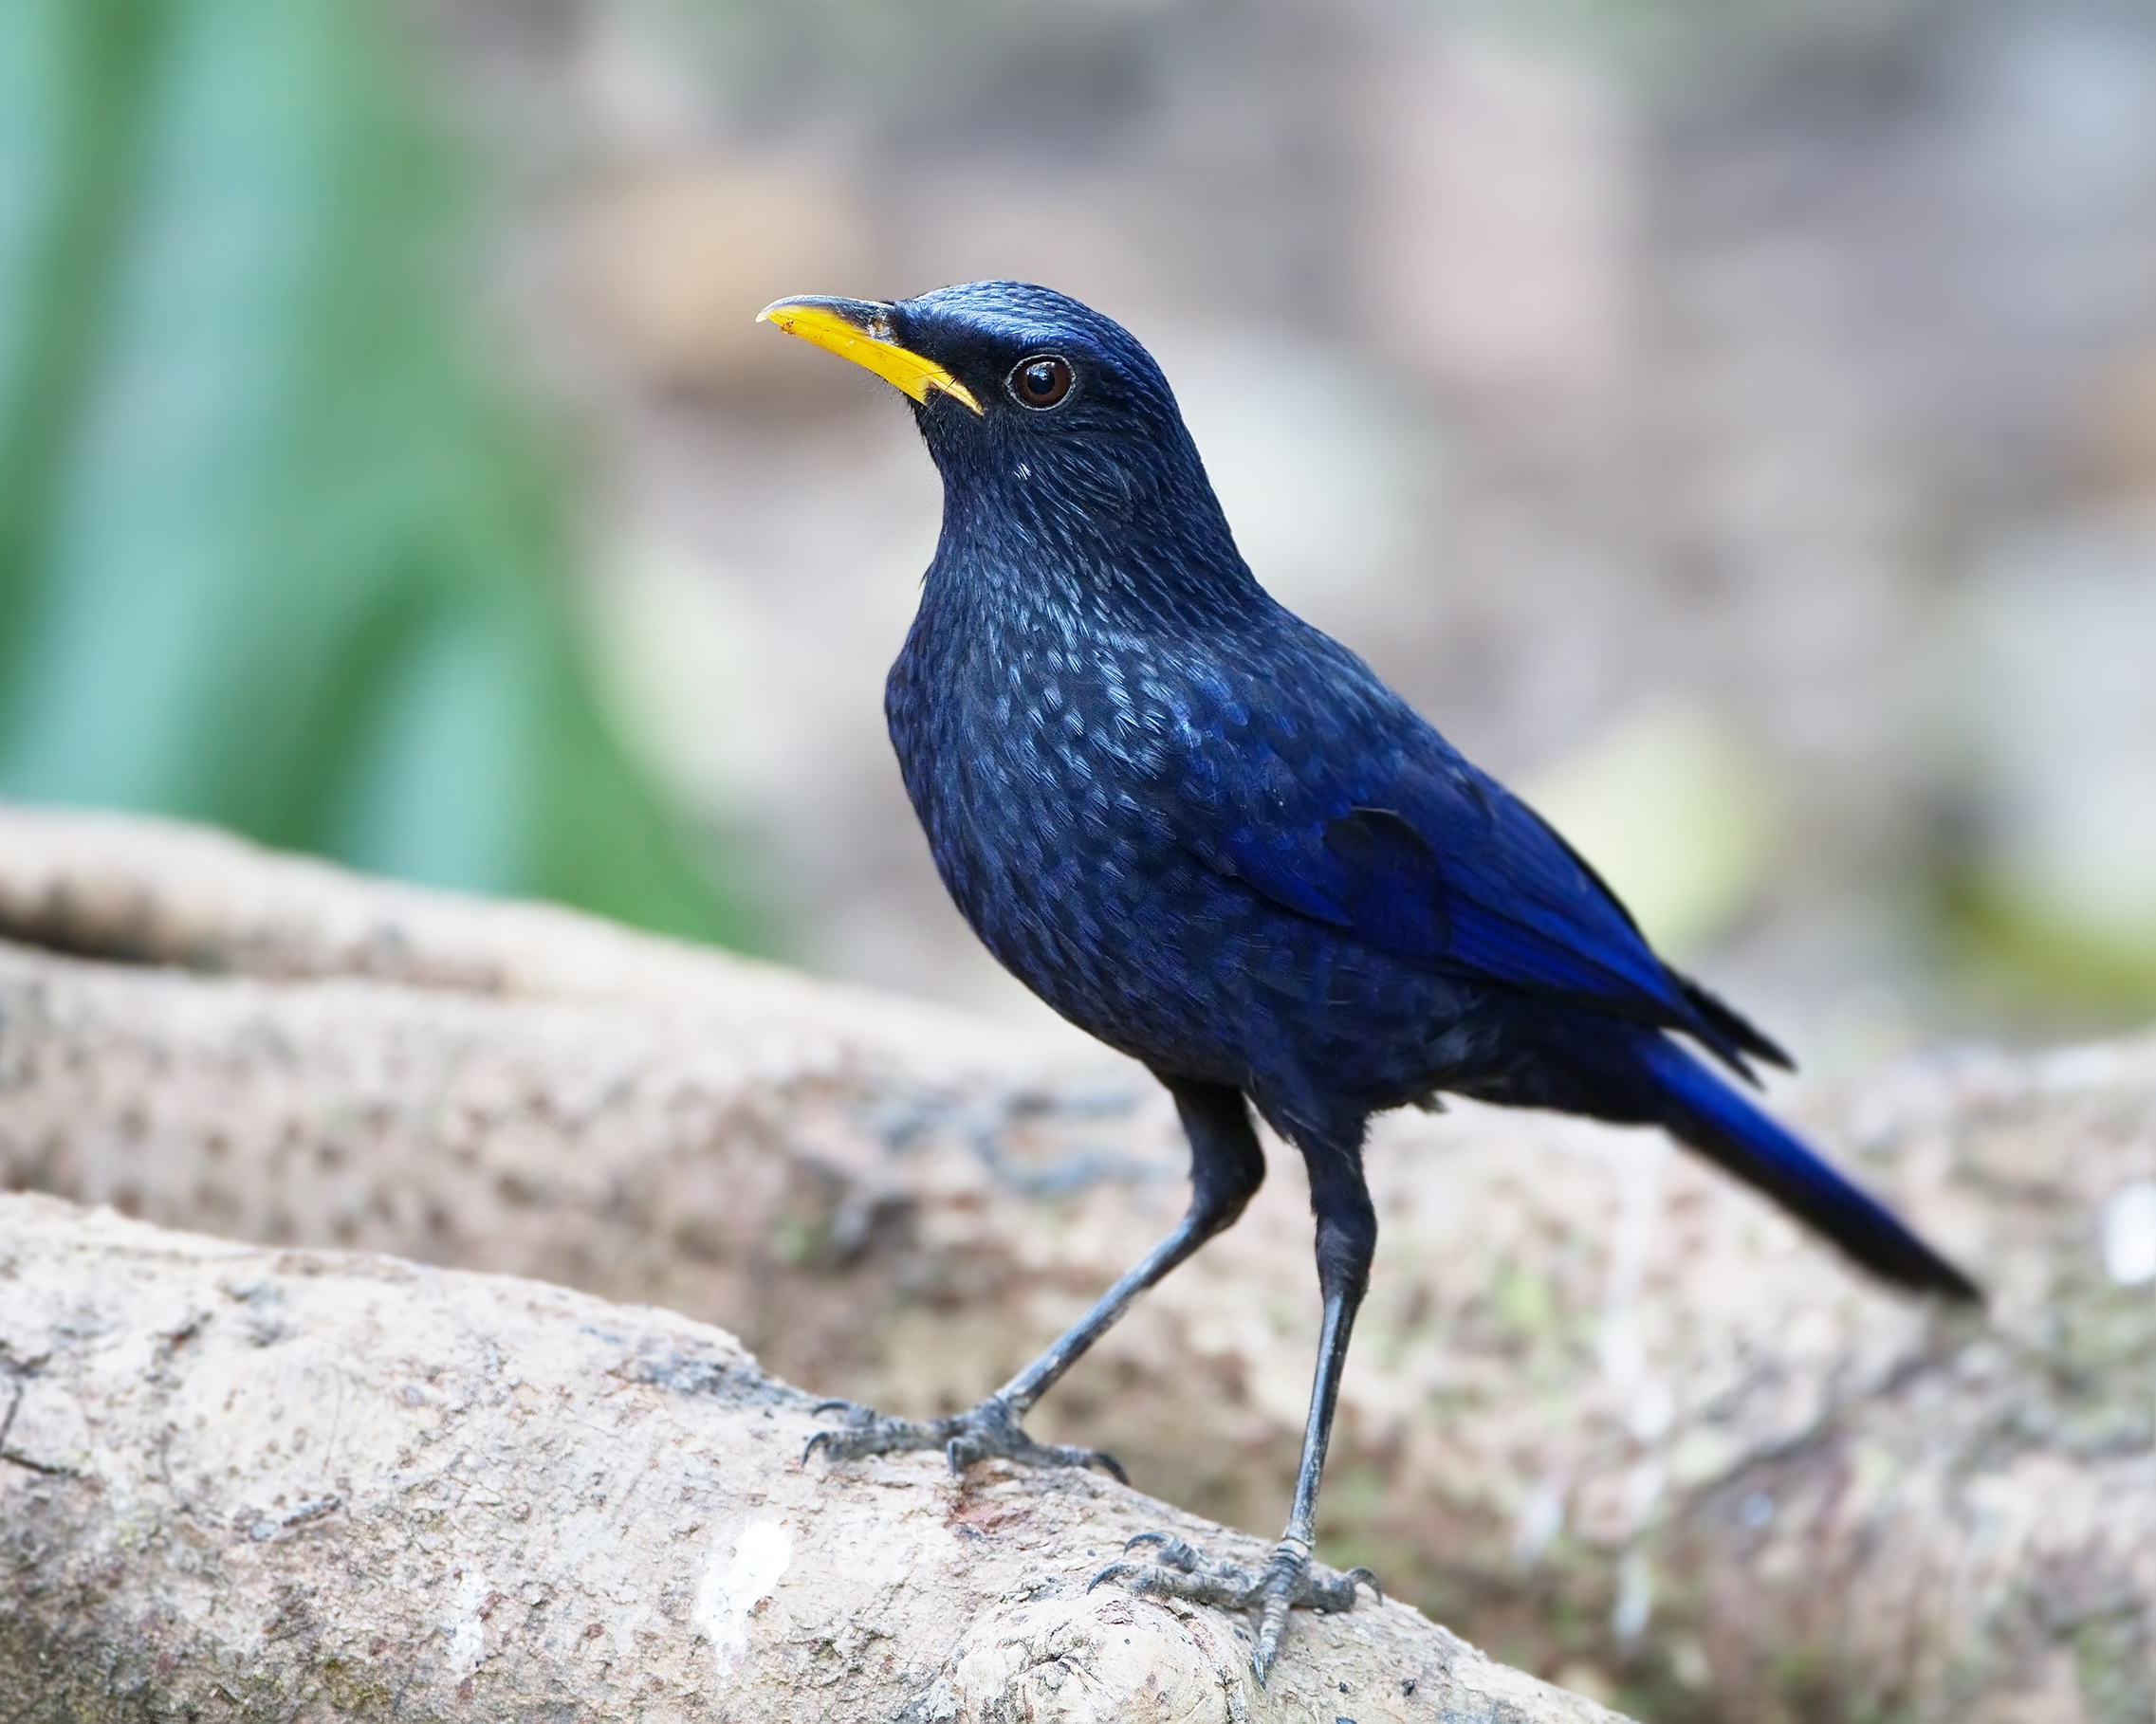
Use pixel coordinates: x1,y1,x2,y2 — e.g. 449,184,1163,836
0,807,2149,1722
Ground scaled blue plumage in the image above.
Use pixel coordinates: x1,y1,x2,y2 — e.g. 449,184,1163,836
776,278,1977,1681
878,281,1971,1300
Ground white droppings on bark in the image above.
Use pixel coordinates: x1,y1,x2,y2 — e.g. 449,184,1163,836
694,1519,791,1672
446,1566,490,1675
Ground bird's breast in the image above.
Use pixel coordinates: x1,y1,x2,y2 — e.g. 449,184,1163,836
883,612,1232,1047
888,622,1171,912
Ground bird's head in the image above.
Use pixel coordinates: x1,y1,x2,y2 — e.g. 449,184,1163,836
760,282,1245,591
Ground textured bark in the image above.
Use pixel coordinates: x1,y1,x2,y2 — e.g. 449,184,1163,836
0,807,2150,1722
0,1193,1599,1722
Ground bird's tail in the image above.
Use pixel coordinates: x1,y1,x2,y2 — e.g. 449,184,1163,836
1639,1036,1981,1303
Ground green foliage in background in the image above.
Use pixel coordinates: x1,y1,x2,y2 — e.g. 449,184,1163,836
0,0,756,946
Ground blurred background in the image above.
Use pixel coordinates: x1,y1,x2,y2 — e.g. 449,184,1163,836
9,0,2156,1055
8,3,2156,1716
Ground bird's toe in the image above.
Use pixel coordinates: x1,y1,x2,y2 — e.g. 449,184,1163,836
801,1408,945,1468
1011,1434,1127,1481
1329,1566,1383,1607
1088,1551,1262,1610
803,1394,1115,1479
1089,1532,1381,1684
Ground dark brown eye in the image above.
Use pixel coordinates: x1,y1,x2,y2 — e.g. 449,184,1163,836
1007,354,1074,411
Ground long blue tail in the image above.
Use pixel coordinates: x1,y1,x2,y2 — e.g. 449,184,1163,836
1640,1036,1981,1302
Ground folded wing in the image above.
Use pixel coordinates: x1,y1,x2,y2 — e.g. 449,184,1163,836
1170,698,1786,1077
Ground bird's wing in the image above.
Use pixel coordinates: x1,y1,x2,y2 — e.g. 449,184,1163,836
1164,680,1785,1072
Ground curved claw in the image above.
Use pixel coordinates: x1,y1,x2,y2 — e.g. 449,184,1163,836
1122,1530,1199,1569
1087,1558,1139,1594
1345,1566,1383,1605
803,1398,875,1463
1041,1444,1128,1484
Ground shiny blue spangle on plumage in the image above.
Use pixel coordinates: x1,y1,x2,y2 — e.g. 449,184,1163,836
766,279,1980,1682
876,282,1963,1287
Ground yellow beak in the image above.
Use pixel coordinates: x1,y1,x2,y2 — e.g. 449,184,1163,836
756,296,984,414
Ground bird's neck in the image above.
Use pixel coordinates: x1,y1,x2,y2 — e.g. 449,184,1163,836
920,459,1270,643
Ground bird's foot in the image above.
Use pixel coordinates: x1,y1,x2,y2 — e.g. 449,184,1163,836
1089,1531,1380,1684
801,1394,1128,1482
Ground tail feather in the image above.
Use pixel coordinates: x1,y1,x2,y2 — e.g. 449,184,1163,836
1640,1036,1981,1303
1671,968,1794,1077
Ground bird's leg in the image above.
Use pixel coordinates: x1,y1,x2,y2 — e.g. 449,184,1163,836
803,1080,1265,1479
1091,1133,1380,1684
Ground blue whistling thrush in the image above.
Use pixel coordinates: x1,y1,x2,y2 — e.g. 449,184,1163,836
761,281,1980,1682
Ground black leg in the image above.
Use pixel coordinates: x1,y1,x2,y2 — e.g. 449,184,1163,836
1090,1125,1381,1683
1256,1137,1377,1676
803,1077,1265,1476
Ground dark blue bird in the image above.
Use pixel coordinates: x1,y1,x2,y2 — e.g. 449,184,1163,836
763,281,1979,1680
